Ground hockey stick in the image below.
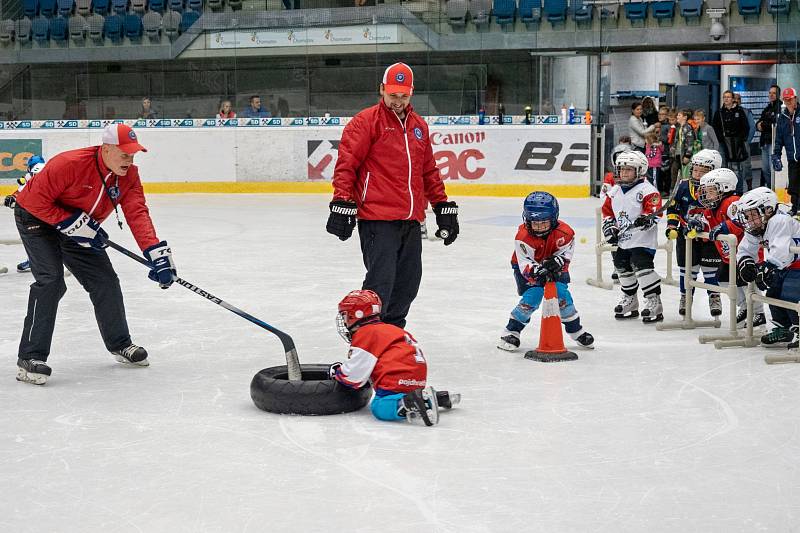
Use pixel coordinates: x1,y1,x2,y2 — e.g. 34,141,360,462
106,240,302,381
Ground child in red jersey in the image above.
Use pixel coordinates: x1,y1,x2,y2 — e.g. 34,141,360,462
329,289,460,427
498,191,594,351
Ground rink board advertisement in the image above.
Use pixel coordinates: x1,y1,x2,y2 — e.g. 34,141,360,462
0,139,43,182
0,122,591,194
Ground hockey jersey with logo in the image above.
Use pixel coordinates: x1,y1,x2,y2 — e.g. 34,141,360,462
701,195,743,263
602,180,662,250
737,211,800,270
510,221,575,283
331,322,427,394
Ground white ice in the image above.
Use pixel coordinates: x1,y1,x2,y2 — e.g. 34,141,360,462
1,195,800,533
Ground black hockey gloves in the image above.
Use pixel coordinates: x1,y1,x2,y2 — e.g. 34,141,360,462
737,257,757,284
433,201,459,245
601,219,618,245
4,195,15,209
326,200,358,241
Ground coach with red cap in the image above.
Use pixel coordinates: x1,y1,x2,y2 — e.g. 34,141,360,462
773,87,800,213
12,123,176,385
326,62,459,328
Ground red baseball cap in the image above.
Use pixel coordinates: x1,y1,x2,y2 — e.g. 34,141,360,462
102,124,147,154
382,63,414,96
782,87,797,101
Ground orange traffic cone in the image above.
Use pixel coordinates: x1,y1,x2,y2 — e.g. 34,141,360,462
524,281,578,362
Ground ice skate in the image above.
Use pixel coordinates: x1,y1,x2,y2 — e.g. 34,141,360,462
497,330,520,352
16,358,51,385
436,390,460,409
16,260,31,273
788,326,799,350
611,271,619,284
708,293,722,317
614,294,639,319
571,331,595,349
111,343,149,366
641,294,664,323
678,293,686,316
401,386,439,426
761,327,793,348
736,308,766,329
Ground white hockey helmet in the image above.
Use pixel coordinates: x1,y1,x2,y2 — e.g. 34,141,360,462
690,149,722,186
614,150,649,184
698,168,738,208
735,187,779,236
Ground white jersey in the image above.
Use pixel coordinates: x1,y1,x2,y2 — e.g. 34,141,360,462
603,180,662,250
737,211,800,270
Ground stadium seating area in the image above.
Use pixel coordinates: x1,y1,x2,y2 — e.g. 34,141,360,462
1,0,204,46
0,0,791,47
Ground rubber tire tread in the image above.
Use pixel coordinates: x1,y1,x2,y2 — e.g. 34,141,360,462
250,364,372,415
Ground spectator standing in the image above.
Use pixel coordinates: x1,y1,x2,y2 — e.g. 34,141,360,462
217,100,236,119
670,109,696,188
756,84,782,187
240,95,271,118
137,97,157,119
773,87,800,213
693,110,720,152
712,90,750,194
641,97,660,127
735,93,756,190
629,102,657,153
645,130,665,193
325,62,459,328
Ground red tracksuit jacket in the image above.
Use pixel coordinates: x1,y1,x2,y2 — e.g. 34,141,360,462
332,100,448,222
15,146,160,251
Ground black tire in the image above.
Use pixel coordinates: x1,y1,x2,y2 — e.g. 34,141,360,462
250,364,372,415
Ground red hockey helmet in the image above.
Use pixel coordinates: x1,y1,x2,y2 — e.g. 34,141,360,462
336,290,382,342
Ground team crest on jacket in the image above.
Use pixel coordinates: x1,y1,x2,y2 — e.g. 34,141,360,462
636,192,644,202
413,127,423,140
108,186,120,199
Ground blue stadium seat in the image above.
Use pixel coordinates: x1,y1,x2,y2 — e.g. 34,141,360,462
543,0,567,23
651,0,675,18
572,0,593,21
767,0,791,13
103,13,122,41
179,8,198,31
169,0,184,11
111,0,127,14
679,0,703,17
519,0,542,24
187,0,202,9
624,1,648,19
93,0,110,14
737,0,762,15
50,15,67,39
31,16,49,41
149,0,164,10
131,0,146,11
124,13,141,38
493,0,517,24
24,0,39,18
40,0,57,17
58,0,74,15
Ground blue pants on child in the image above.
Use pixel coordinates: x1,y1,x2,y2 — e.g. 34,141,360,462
766,269,800,328
370,389,406,421
505,281,584,337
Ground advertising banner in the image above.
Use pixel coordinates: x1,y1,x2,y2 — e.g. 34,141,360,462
0,139,43,182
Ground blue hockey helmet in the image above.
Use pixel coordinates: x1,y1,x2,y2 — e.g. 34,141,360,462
26,155,45,174
522,191,559,236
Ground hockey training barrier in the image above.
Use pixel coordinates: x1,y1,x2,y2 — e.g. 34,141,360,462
656,231,735,337
585,207,677,290
0,237,22,274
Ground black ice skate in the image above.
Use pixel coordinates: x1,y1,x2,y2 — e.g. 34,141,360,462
761,327,793,348
708,293,722,317
679,294,686,316
497,331,521,352
641,294,664,323
111,344,149,366
614,294,639,319
788,326,799,350
736,308,766,329
436,390,461,409
574,331,595,349
16,358,51,385
401,386,439,426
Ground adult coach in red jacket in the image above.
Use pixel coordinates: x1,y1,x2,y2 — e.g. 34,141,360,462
12,124,177,385
326,62,459,328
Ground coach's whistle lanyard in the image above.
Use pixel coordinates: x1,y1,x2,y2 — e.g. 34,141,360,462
94,148,124,230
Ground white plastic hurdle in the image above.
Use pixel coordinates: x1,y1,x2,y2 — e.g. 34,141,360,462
586,207,677,290
0,238,22,274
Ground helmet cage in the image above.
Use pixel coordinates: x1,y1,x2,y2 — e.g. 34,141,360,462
737,205,774,236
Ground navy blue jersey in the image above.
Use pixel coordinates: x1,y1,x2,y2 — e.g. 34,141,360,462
666,180,704,229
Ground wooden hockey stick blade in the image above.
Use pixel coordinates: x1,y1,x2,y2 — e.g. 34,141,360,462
106,240,302,380
764,353,800,364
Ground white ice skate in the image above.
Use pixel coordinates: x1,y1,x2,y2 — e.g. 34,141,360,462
497,330,521,352
708,293,722,317
641,293,664,323
614,294,639,319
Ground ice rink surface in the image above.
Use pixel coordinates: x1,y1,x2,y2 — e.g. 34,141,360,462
2,194,800,533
